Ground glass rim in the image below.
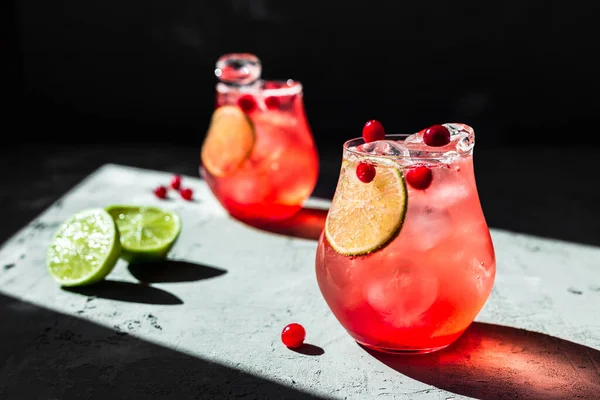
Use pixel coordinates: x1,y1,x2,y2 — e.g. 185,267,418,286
216,79,303,97
343,126,474,161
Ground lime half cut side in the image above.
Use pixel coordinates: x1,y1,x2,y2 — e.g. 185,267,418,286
325,160,408,256
106,205,181,264
46,208,121,287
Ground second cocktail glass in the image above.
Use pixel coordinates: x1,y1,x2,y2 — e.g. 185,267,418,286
201,54,319,224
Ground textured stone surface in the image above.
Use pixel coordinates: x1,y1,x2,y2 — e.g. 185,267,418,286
1,164,599,399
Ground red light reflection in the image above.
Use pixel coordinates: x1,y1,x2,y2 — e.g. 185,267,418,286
365,322,600,399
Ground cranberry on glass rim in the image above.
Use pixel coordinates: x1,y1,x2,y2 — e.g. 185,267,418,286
264,96,280,110
423,124,450,147
237,95,257,113
362,120,385,143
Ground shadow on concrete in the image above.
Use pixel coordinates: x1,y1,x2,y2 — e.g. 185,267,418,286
63,280,183,305
290,343,325,357
237,207,328,241
128,260,226,284
364,322,600,400
0,293,324,399
473,147,600,247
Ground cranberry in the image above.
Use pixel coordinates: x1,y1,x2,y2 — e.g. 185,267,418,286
362,120,385,143
356,162,376,183
281,323,305,348
264,96,280,110
237,95,257,113
406,166,432,190
170,175,182,190
423,125,450,147
153,186,168,199
180,188,193,201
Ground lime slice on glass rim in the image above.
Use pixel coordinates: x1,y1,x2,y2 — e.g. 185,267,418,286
46,208,121,287
106,205,181,264
201,105,255,177
325,160,408,256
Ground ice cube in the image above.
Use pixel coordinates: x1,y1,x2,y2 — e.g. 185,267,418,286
439,150,460,164
365,261,438,328
215,53,262,85
431,179,471,207
383,141,410,157
443,123,472,138
405,206,453,252
443,123,475,154
403,132,432,158
404,132,423,144
356,140,410,157
355,141,377,154
230,174,270,204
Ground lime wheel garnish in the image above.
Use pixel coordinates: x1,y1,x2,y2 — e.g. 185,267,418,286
201,105,255,177
325,160,407,256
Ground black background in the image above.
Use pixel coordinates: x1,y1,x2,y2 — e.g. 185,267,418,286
3,1,600,148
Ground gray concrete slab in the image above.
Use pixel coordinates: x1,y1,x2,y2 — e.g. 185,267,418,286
1,164,599,400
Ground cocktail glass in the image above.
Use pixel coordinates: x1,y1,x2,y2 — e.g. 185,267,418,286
316,123,496,354
200,54,319,224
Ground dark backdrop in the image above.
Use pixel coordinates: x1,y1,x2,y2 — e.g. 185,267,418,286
3,1,600,149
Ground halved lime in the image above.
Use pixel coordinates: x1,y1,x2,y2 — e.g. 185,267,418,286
106,205,181,263
46,208,121,287
325,160,408,256
201,105,255,177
